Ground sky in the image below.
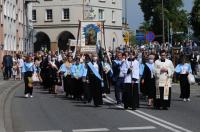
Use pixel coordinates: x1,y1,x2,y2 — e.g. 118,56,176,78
125,0,194,31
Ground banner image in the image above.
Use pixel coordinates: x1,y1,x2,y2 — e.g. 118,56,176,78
80,21,103,47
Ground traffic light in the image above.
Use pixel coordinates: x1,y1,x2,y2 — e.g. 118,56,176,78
123,31,129,43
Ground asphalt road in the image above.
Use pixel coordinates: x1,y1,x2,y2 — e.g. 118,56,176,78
10,83,200,132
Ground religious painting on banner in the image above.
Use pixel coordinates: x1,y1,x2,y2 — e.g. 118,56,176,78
81,21,103,47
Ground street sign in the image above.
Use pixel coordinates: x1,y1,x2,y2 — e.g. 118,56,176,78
136,30,145,41
145,31,155,42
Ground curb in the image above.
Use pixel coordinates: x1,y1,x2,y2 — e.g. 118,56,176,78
0,81,23,132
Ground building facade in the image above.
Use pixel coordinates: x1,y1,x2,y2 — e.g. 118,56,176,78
0,0,33,66
0,0,3,61
3,0,17,53
32,0,123,52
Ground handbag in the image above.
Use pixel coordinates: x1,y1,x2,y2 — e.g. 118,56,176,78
55,85,64,94
187,73,195,85
32,73,40,82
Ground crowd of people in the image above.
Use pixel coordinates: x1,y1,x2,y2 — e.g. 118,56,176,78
1,42,200,110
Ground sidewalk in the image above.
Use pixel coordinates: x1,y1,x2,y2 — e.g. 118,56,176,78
0,72,23,132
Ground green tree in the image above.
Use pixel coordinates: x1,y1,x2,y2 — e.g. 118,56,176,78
139,0,188,43
129,31,136,47
139,21,151,32
191,0,200,40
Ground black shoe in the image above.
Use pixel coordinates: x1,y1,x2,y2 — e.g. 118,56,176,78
132,108,136,110
124,105,128,109
117,101,121,105
94,104,101,107
155,107,161,110
162,107,168,110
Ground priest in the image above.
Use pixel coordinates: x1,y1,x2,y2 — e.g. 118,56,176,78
153,50,174,110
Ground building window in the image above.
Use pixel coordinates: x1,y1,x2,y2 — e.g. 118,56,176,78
62,8,69,20
99,9,104,20
112,10,115,23
112,0,116,4
12,6,16,20
99,0,106,2
45,9,52,21
32,10,36,21
0,10,2,24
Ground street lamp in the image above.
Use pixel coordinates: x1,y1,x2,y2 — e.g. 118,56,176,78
162,0,165,45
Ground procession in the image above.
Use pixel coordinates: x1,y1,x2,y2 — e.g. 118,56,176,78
2,41,200,111
1,0,200,131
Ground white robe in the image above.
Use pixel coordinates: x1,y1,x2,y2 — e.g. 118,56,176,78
124,60,140,83
153,59,174,100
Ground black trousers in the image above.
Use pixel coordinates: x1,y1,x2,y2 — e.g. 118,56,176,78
73,78,83,99
90,75,103,106
83,82,92,102
63,75,72,96
4,66,12,79
179,74,190,99
24,71,33,95
123,83,139,109
115,77,124,103
154,87,171,108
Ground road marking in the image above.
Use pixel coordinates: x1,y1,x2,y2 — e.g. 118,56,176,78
103,98,181,132
104,97,193,132
118,126,156,131
72,128,110,132
25,130,62,132
136,110,193,132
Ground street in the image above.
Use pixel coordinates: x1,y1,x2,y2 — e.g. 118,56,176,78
5,82,199,132
0,0,200,132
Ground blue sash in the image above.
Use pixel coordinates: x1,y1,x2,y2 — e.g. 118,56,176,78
87,62,102,80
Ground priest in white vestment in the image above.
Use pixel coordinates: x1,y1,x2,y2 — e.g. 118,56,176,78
153,50,174,110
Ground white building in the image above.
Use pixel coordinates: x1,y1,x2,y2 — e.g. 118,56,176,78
0,0,34,66
3,0,17,52
32,0,123,52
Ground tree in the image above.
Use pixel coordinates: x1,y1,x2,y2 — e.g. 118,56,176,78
190,0,200,40
139,21,151,32
129,31,137,47
139,0,188,43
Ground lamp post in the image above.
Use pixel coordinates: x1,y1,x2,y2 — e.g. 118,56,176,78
162,0,165,45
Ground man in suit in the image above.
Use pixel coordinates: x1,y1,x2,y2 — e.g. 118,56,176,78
2,53,13,80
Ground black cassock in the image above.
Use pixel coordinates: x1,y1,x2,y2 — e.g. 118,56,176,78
141,64,156,99
87,62,103,106
123,83,139,110
102,70,112,94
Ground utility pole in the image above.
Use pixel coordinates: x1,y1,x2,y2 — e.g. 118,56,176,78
167,20,170,43
125,0,127,29
83,0,85,20
162,0,165,45
170,22,173,46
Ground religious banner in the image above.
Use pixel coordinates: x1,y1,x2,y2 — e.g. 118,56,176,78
80,21,103,47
